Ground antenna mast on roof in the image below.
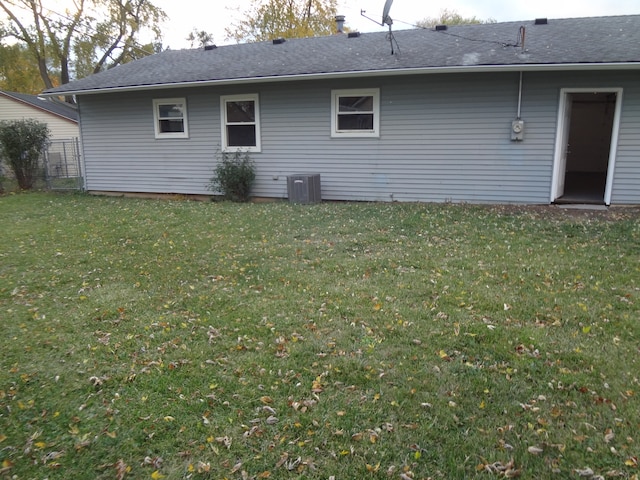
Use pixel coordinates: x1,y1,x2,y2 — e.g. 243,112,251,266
360,0,399,55
381,0,397,55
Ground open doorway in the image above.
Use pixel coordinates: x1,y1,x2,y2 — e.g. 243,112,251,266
551,89,622,205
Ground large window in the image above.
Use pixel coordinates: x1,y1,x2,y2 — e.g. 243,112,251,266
331,89,380,138
153,98,189,138
221,94,261,152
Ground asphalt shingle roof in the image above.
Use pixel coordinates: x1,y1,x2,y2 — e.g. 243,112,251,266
44,14,640,96
1,90,78,121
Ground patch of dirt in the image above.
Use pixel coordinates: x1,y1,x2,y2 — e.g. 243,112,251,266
488,204,640,221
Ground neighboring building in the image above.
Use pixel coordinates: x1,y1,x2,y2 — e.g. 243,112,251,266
43,15,640,205
0,90,78,140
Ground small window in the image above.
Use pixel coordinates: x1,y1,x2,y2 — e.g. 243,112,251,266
153,98,189,138
331,89,380,137
221,94,261,152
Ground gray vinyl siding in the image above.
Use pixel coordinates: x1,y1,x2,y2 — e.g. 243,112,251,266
78,70,640,204
612,78,640,204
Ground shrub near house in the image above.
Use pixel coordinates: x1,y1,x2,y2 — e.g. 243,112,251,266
0,119,50,190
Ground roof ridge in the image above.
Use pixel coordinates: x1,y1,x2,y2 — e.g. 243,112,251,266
41,14,640,97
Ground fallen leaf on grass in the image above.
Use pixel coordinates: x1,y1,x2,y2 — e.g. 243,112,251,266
215,436,232,449
574,467,594,477
143,456,163,469
115,459,130,480
366,462,380,472
42,450,65,463
527,446,544,455
438,350,452,361
604,429,615,443
0,459,13,474
266,415,279,425
479,458,521,477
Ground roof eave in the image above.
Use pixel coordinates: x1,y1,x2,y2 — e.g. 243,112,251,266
40,62,640,97
0,91,78,123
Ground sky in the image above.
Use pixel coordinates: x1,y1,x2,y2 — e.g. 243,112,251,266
152,0,640,49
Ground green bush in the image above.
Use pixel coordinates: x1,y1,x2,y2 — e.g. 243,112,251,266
0,119,50,190
208,150,256,202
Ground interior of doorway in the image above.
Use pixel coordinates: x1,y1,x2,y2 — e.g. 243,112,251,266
556,92,616,204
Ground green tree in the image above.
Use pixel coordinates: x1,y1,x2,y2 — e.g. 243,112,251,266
416,8,495,28
0,0,166,91
0,42,45,93
226,0,339,43
0,118,49,189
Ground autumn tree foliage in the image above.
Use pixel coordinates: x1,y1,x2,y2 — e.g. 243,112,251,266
0,43,43,93
226,0,339,43
0,0,166,91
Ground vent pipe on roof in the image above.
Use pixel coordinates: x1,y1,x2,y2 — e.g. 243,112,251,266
272,38,286,45
335,15,345,33
204,44,217,51
435,24,447,31
534,18,548,25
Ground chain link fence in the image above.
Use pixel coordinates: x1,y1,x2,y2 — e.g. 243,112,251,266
0,137,82,192
44,138,83,190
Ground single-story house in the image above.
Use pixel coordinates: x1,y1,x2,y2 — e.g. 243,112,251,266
43,15,640,204
0,90,79,140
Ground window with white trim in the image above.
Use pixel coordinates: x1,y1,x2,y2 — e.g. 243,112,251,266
221,94,261,152
331,89,380,137
153,98,189,138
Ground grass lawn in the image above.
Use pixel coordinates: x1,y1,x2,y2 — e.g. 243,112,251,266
1,192,639,479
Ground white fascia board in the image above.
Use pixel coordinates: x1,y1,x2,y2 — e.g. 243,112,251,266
40,62,640,97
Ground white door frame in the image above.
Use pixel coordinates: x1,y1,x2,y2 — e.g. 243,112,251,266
551,87,623,205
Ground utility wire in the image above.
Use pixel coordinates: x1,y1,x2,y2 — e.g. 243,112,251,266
373,15,525,49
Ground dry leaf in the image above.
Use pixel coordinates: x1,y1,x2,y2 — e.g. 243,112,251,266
215,436,232,449
115,459,129,480
604,429,615,443
527,446,543,455
574,467,595,477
